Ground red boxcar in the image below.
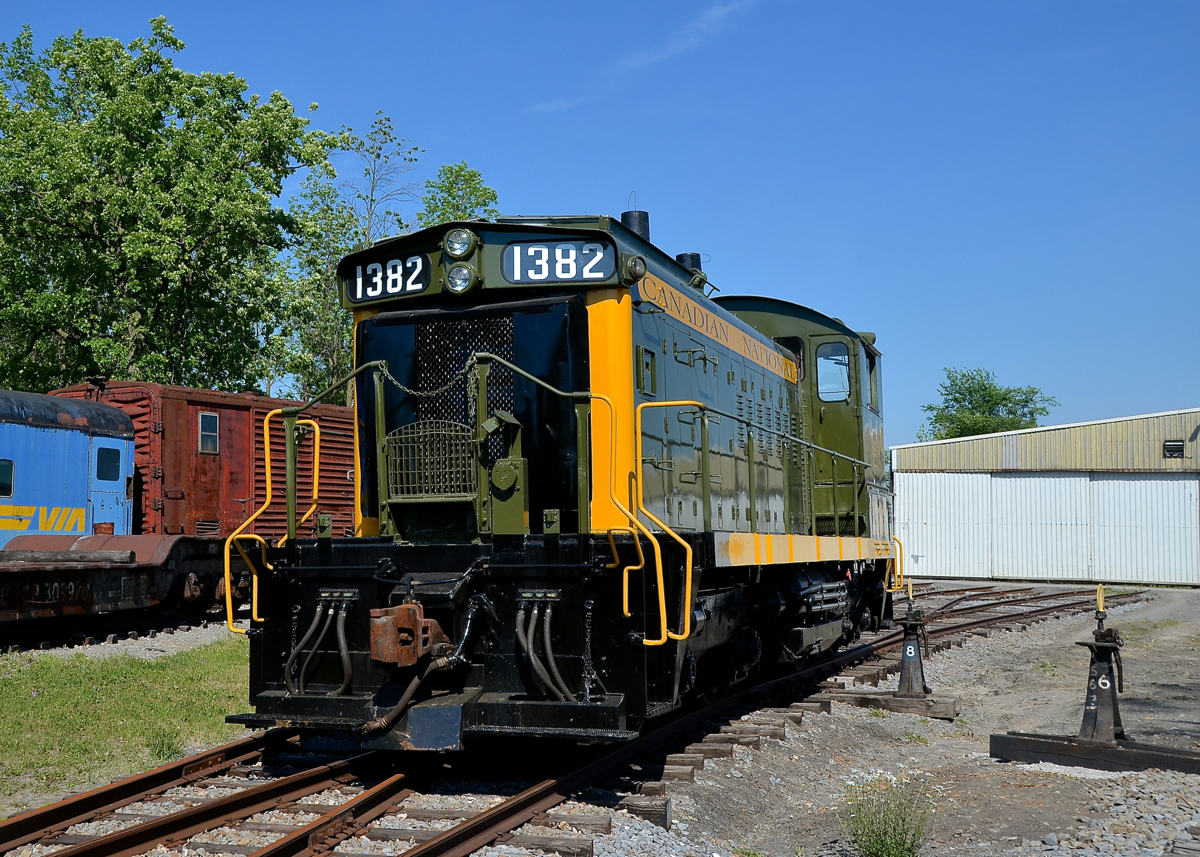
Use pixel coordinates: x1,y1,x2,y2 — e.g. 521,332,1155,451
52,382,357,541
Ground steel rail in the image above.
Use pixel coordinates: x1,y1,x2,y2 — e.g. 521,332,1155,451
0,728,297,854
929,588,1103,620
925,587,1034,615
40,752,379,857
248,774,413,857
894,584,994,603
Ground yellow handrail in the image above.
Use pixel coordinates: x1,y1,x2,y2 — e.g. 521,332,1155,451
589,394,668,645
224,408,283,634
634,400,701,642
885,535,906,593
277,419,321,548
606,526,645,618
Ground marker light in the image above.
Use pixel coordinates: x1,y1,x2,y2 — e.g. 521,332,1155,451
446,263,477,293
445,229,475,259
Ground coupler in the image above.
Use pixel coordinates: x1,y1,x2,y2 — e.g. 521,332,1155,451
990,586,1200,774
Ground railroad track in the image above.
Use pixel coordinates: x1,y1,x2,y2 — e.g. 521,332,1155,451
1,583,1146,857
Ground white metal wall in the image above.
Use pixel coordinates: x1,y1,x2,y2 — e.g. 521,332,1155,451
894,470,1200,585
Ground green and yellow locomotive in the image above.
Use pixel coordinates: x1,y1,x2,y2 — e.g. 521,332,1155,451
229,211,897,750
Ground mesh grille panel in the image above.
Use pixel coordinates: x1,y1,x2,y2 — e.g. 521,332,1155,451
414,316,514,463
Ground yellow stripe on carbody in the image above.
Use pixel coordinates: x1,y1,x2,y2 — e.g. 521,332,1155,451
714,532,893,567
586,288,636,532
0,505,85,531
352,309,380,538
636,274,798,383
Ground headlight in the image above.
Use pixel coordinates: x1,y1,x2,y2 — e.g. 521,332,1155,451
445,228,475,259
624,254,647,282
446,263,477,293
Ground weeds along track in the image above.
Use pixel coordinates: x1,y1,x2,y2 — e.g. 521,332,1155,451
0,584,1143,857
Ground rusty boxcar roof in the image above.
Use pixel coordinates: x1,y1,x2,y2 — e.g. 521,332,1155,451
0,389,134,438
50,380,352,414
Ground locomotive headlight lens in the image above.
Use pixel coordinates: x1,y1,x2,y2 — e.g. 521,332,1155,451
446,263,477,293
445,228,475,259
624,254,647,282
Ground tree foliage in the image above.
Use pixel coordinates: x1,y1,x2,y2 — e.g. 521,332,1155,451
0,18,503,399
416,161,499,227
270,115,423,401
0,19,328,392
919,367,1058,440
340,111,421,245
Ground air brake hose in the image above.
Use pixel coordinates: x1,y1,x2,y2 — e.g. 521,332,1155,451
516,603,564,701
299,605,336,694
285,600,327,694
334,603,353,696
527,603,565,702
362,656,449,734
543,603,577,703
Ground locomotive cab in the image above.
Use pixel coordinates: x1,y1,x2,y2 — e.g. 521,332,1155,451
230,214,896,751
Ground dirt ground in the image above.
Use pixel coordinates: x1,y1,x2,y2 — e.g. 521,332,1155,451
670,584,1200,857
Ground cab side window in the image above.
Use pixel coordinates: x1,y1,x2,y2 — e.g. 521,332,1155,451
0,459,12,497
862,348,881,413
96,448,121,482
816,342,851,402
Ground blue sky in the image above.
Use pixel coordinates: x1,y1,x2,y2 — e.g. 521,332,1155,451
3,2,1197,444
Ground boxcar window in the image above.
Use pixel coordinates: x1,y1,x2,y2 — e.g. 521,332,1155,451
816,342,851,402
0,459,12,497
96,448,121,482
199,412,219,454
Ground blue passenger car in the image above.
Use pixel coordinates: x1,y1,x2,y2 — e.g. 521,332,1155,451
0,391,135,548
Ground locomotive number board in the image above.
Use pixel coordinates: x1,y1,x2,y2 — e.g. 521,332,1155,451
502,240,616,284
347,254,432,304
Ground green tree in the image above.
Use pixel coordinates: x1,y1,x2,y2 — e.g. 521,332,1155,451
341,111,421,245
269,165,358,401
0,19,328,392
270,115,422,401
416,161,499,227
918,367,1058,440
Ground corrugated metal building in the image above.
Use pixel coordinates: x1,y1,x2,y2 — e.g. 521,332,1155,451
891,408,1200,585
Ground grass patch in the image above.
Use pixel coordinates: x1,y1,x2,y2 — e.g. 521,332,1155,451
838,773,936,857
1034,661,1057,677
1119,619,1183,649
869,707,891,718
0,636,248,796
734,849,766,857
902,729,929,745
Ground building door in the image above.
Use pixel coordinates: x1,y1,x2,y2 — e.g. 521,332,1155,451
89,439,131,535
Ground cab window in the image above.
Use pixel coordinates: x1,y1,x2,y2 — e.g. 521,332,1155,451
862,348,881,413
816,342,851,402
0,459,12,497
96,448,121,482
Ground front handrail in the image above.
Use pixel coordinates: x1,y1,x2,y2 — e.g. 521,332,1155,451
277,419,321,548
224,408,283,634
